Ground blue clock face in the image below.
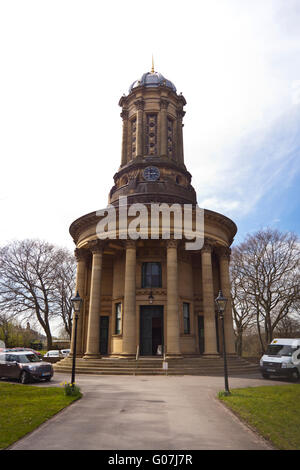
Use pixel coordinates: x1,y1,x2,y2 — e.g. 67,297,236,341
143,166,160,181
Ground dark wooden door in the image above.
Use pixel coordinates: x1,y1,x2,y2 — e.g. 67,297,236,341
100,316,109,355
198,316,205,354
140,306,163,356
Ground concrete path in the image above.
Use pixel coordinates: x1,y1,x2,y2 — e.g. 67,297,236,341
8,372,282,450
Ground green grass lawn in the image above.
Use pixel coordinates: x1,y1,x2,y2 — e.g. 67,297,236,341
0,382,81,449
218,384,300,450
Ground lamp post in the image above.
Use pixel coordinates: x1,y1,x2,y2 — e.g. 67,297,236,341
70,291,82,388
215,290,230,396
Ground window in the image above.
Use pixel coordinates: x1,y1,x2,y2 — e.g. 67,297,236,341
115,303,122,334
17,354,40,363
6,354,15,362
266,344,297,357
142,262,162,288
131,117,137,159
183,303,190,334
167,117,174,158
145,114,158,155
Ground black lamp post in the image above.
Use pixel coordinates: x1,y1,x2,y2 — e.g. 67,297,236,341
215,290,230,396
70,291,82,388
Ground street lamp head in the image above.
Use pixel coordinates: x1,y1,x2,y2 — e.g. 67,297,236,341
71,291,83,313
148,291,154,304
215,290,227,314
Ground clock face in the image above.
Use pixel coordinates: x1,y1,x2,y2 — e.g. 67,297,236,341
143,166,160,181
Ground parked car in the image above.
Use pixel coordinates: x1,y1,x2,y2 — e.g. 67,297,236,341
260,338,300,381
60,349,70,357
0,351,53,384
25,348,43,357
7,347,42,357
44,350,64,358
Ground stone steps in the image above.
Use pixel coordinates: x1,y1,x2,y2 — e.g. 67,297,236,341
53,356,259,376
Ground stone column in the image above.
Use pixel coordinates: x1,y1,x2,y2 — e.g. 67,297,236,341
166,240,181,357
135,99,144,157
84,240,103,359
219,247,236,354
70,248,88,357
122,240,137,356
160,98,168,157
120,109,129,166
201,241,218,354
176,109,185,166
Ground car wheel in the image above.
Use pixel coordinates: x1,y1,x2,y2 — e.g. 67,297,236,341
19,371,29,384
262,373,270,379
290,369,300,382
45,376,52,382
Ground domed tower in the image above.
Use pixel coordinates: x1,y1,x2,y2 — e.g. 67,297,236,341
109,64,196,206
68,65,237,363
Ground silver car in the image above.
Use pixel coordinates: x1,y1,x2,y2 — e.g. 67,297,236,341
0,351,53,384
44,350,64,358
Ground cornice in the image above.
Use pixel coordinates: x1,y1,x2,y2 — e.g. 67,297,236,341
203,209,237,243
121,84,181,102
69,207,237,246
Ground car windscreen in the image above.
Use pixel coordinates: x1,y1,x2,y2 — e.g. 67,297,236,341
17,354,40,363
266,344,296,357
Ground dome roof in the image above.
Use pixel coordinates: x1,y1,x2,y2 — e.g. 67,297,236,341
129,71,177,93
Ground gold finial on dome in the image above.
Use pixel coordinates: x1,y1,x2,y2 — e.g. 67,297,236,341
151,55,155,73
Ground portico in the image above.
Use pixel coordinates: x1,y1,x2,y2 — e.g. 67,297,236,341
70,235,236,359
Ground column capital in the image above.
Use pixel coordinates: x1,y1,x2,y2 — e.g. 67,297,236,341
166,239,178,249
134,99,145,111
176,109,186,119
160,98,169,110
74,247,89,262
217,246,231,261
124,239,136,250
87,239,104,254
201,238,215,253
120,109,129,120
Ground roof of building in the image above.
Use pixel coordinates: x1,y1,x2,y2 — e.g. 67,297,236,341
129,70,177,93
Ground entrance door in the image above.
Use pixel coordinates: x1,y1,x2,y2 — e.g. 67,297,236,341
140,306,163,356
100,316,109,355
198,316,205,354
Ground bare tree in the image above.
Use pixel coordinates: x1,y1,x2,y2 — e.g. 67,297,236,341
230,260,256,355
52,252,76,339
273,315,300,338
0,311,13,347
231,229,299,353
0,239,76,349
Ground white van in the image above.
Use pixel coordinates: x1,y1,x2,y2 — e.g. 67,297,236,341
260,338,300,381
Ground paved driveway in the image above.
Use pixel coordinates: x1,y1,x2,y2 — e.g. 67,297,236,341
8,372,283,450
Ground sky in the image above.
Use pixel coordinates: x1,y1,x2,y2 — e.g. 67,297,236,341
1,0,300,255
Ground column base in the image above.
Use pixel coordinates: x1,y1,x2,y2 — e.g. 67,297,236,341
165,353,183,359
69,352,84,358
203,353,221,356
83,353,102,360
118,353,137,359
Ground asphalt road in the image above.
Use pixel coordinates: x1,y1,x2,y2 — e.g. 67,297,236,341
5,371,287,450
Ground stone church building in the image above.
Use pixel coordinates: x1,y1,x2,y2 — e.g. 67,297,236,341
68,66,237,361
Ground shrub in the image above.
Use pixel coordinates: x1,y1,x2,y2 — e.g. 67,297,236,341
61,381,81,397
